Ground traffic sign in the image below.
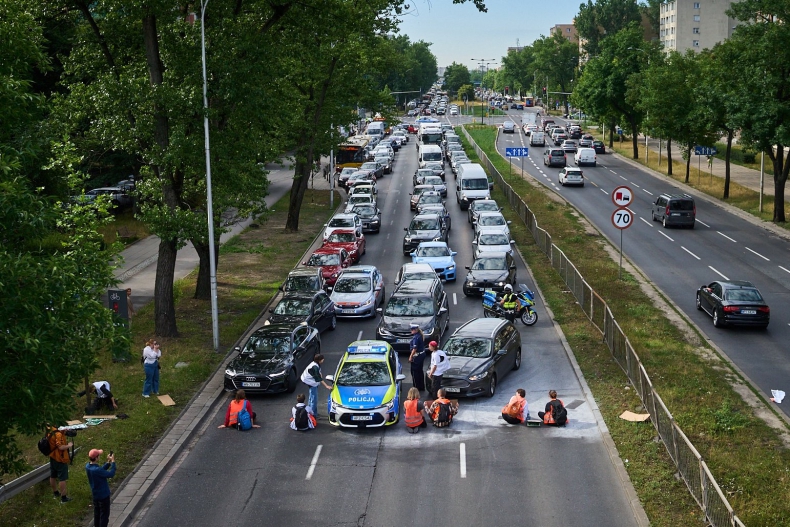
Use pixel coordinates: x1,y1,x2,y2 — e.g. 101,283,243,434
694,145,718,156
611,186,633,207
611,207,633,230
505,147,529,157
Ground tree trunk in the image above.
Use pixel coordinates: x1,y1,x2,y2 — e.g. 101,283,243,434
193,238,219,300
154,238,179,337
285,154,313,231
608,120,615,148
723,130,733,199
771,143,788,223
685,143,692,183
667,138,673,176
631,121,639,159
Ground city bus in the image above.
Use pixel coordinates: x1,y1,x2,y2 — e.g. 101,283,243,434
335,136,371,172
524,96,534,107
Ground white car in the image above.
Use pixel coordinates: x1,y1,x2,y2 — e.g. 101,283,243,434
558,167,585,187
473,211,512,239
473,227,515,258
574,147,597,167
323,213,362,239
392,130,408,143
345,194,375,213
450,108,458,116
373,146,394,162
349,182,377,196
523,124,538,136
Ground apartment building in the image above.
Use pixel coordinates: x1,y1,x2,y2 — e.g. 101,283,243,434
660,0,738,52
550,24,579,43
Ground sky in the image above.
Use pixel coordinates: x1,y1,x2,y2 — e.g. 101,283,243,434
397,0,582,72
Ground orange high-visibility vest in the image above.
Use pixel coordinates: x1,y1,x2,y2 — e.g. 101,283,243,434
228,399,246,427
431,397,452,421
404,399,424,427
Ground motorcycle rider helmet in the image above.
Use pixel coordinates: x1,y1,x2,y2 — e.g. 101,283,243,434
504,284,513,292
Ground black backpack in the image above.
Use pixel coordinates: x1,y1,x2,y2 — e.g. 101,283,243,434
37,431,54,457
550,400,567,425
435,402,452,426
294,406,309,431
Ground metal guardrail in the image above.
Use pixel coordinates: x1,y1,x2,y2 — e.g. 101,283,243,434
0,447,82,505
461,125,744,527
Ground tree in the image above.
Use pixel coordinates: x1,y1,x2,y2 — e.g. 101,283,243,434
457,84,475,101
533,32,579,114
575,0,642,57
444,62,471,94
500,46,537,96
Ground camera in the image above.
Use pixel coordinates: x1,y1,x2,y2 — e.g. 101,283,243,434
64,430,78,437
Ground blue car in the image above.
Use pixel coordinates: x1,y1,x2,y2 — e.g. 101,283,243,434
410,241,458,281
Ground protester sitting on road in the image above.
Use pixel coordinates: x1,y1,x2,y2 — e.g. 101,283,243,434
290,394,317,431
218,390,260,429
538,390,567,426
501,388,530,425
404,387,430,433
427,388,458,428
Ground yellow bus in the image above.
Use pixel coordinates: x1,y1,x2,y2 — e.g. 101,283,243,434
335,136,371,172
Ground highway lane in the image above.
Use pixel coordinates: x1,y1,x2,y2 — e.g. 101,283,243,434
133,129,642,527
494,109,790,415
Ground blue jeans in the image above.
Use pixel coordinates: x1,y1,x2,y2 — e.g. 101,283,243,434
143,362,159,395
308,385,319,416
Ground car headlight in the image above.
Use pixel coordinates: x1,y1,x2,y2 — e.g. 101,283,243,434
404,236,411,243
378,327,392,337
331,272,338,278
447,265,455,270
330,399,338,413
361,298,373,306
468,371,489,381
467,281,476,286
225,368,237,377
497,282,504,286
384,399,395,411
269,370,287,378
433,236,442,241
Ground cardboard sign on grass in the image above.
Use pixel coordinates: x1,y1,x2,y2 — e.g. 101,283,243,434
158,394,176,406
619,411,650,422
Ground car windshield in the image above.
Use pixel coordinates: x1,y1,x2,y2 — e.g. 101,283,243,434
340,168,356,176
479,216,505,226
333,276,371,293
422,151,442,161
471,257,506,270
336,361,391,386
308,253,340,266
725,288,764,302
566,170,583,176
424,177,443,186
374,156,389,164
462,179,489,190
384,296,434,316
273,297,311,315
352,205,375,217
419,195,442,205
361,163,378,170
475,202,498,212
241,335,290,357
285,276,318,291
444,337,492,359
327,232,355,243
329,218,354,228
417,169,433,178
415,246,450,257
425,163,443,171
348,196,371,205
479,233,509,245
410,218,440,230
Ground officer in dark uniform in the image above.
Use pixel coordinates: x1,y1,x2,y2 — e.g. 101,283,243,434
408,324,426,392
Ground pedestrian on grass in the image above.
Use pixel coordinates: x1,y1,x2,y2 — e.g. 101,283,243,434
218,390,261,429
300,354,332,417
78,381,118,414
47,425,73,504
85,449,116,527
407,324,426,392
142,339,161,398
427,341,450,397
501,388,530,425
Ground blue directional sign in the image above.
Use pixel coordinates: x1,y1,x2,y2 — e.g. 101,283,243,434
505,147,529,157
694,145,718,156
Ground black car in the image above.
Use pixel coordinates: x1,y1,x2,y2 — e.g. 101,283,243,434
351,204,381,233
413,168,436,186
462,252,517,296
281,268,325,293
423,161,445,181
268,291,337,333
438,318,521,398
376,278,449,352
223,324,320,394
593,141,606,154
402,213,448,255
417,203,452,231
696,280,770,328
360,162,384,180
415,192,445,214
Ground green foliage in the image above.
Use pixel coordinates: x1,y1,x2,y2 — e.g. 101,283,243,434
712,401,750,434
443,62,471,94
457,84,475,102
575,0,642,57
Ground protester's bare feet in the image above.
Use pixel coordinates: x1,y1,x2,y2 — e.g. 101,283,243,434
252,425,261,428
217,425,226,429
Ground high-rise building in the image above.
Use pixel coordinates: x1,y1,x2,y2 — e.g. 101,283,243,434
660,0,738,52
550,24,578,43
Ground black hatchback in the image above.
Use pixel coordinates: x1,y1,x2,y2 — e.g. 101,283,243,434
439,318,521,398
268,291,337,333
696,280,770,329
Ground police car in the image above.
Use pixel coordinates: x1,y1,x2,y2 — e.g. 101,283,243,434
325,340,405,428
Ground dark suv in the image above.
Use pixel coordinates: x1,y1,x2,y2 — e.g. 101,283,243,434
652,193,696,228
438,318,521,398
376,278,449,352
403,213,448,255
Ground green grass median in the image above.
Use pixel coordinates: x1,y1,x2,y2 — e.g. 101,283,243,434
461,125,790,526
0,189,336,527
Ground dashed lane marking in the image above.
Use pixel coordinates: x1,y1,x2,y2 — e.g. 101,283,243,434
709,266,729,280
658,231,674,241
460,443,467,478
681,246,701,260
717,231,737,242
305,445,322,480
745,247,770,261
696,219,710,228
639,217,653,227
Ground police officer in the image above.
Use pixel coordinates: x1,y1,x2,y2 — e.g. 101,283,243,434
407,324,426,392
499,284,517,322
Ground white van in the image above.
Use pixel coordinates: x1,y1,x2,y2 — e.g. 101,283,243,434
456,164,491,210
529,131,545,146
418,145,443,167
366,121,385,137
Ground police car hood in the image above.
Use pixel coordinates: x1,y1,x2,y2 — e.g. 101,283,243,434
228,353,289,376
335,384,393,409
443,356,488,378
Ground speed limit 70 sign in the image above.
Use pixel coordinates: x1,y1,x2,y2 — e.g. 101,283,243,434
611,207,633,230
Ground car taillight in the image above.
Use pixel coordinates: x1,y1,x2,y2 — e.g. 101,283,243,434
722,306,740,313
757,306,770,313
693,204,697,216
665,205,671,216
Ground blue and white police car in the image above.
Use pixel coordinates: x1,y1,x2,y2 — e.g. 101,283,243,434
325,340,405,428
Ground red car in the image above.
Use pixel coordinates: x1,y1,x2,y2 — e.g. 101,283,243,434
302,247,353,288
407,124,417,134
322,229,366,263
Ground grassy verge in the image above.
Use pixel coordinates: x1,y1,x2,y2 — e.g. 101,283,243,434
712,142,761,171
97,210,151,246
462,126,790,526
461,104,506,118
0,189,336,527
599,134,790,230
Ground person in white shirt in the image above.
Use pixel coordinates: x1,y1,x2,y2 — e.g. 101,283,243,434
142,340,162,398
427,341,450,397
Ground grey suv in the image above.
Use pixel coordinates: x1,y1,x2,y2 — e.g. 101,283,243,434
376,278,449,352
652,194,696,228
543,148,566,167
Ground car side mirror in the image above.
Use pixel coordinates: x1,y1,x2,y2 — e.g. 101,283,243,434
376,307,383,315
510,265,517,270
302,261,307,265
325,375,335,382
404,227,408,231
234,346,241,352
396,374,406,382
509,240,516,244
471,241,477,245
506,221,512,225
497,349,508,356
465,266,471,270
451,251,458,256
279,284,284,291
439,307,448,314
410,252,416,257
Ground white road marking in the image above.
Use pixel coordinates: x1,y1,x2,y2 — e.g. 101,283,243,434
642,189,654,196
460,443,467,478
696,219,710,228
620,175,627,180
745,247,770,261
357,330,363,340
390,220,394,225
386,233,390,239
609,169,617,174
658,231,674,241
306,445,323,480
717,231,736,242
600,189,609,195
779,266,790,274
681,246,700,260
453,293,458,305
639,217,653,227
631,183,640,188
709,266,729,280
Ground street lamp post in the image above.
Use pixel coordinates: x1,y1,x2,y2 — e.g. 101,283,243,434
200,0,220,352
472,58,496,124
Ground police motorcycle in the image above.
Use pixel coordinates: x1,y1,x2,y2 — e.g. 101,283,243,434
482,284,538,326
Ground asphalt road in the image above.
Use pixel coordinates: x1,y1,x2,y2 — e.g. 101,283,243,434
132,128,641,527
495,108,790,416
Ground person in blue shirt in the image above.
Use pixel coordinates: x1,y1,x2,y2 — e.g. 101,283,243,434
85,449,116,527
407,324,426,392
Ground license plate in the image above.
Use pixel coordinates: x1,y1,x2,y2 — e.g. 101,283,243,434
241,382,260,388
444,387,461,393
341,309,356,314
351,415,373,421
741,309,757,315
396,338,411,343
478,288,485,292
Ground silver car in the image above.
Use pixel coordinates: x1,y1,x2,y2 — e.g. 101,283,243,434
473,227,515,259
330,266,385,318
